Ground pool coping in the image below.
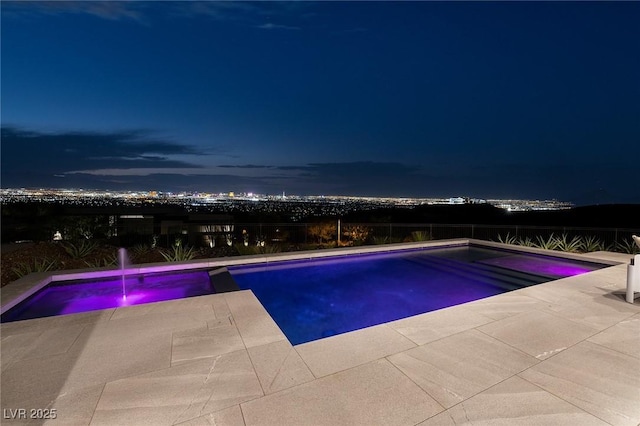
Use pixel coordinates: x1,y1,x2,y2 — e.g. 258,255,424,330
0,238,622,316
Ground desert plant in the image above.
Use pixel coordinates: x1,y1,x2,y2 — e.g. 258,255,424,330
615,239,640,254
160,244,196,262
61,240,99,258
307,222,336,244
534,234,560,250
84,253,118,268
11,258,58,278
411,230,432,242
516,237,536,247
497,233,517,245
579,235,605,253
256,244,282,254
554,234,582,253
342,225,371,245
131,244,151,257
235,243,282,255
372,236,389,245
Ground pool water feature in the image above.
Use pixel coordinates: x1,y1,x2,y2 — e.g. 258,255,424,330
1,270,213,322
228,245,607,345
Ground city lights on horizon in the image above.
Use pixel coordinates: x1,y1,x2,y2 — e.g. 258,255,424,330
0,187,574,212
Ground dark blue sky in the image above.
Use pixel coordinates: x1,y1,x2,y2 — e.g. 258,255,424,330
2,1,639,203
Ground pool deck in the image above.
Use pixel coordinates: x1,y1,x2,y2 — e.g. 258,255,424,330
1,244,639,425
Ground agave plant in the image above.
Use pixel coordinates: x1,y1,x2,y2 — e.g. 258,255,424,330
411,230,432,242
84,253,118,268
579,235,605,253
534,234,560,250
497,233,518,245
372,236,389,245
131,244,151,257
516,237,536,247
61,240,99,258
11,258,58,278
255,244,282,254
553,234,582,253
615,239,640,255
160,244,196,262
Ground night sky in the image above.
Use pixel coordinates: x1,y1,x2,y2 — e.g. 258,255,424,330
2,1,639,204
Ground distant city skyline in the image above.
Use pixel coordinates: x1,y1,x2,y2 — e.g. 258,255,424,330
0,187,575,216
2,1,639,205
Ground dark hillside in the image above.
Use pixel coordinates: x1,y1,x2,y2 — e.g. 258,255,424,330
344,204,640,228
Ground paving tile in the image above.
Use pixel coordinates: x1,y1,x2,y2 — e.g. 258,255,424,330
223,291,286,348
0,383,104,426
109,294,222,321
176,405,245,426
93,350,262,425
104,304,216,334
520,341,640,426
478,310,599,360
207,316,235,328
0,323,85,373
1,349,106,424
47,383,105,426
387,305,495,345
211,296,232,319
537,295,639,331
295,324,415,377
1,330,41,373
419,376,608,425
247,339,314,394
171,324,245,365
0,309,114,337
519,267,632,308
38,322,173,392
588,313,640,358
388,329,538,408
241,359,443,426
465,293,547,320
20,324,86,361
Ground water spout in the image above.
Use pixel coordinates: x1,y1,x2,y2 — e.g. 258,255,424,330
118,248,130,300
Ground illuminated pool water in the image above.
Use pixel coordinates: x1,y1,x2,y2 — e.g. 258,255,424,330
1,245,608,340
228,245,607,344
1,270,213,322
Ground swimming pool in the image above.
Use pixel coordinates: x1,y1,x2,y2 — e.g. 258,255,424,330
1,243,609,342
229,245,607,344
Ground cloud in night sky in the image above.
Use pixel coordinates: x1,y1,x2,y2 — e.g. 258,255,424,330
2,1,146,22
1,126,206,178
256,23,301,31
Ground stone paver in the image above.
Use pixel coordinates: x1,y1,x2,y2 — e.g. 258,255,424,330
519,341,640,426
295,324,416,378
247,339,315,394
388,329,539,408
387,304,494,345
477,310,600,360
241,359,443,426
419,376,608,425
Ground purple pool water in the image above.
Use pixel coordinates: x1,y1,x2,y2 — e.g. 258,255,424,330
229,245,606,344
2,245,607,338
1,270,213,322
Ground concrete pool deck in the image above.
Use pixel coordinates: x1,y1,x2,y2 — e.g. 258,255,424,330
1,244,639,425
